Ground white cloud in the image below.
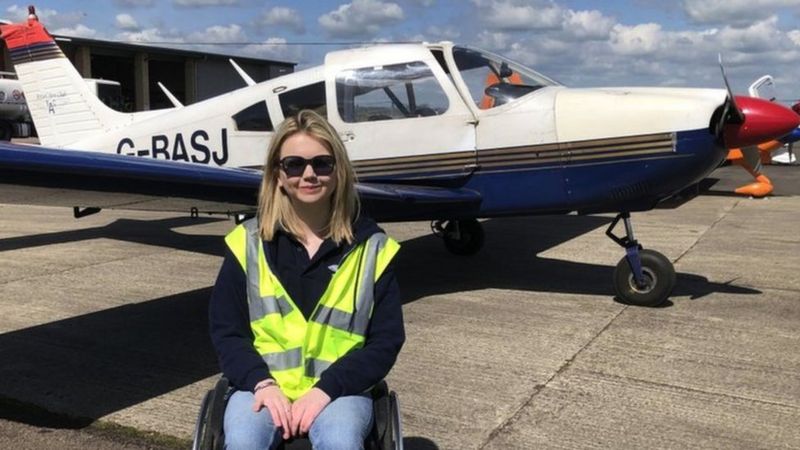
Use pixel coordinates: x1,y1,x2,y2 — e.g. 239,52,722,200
410,24,460,42
610,23,664,56
187,24,246,43
115,13,140,31
683,0,800,26
5,4,85,29
475,30,513,51
115,0,154,6
563,10,615,40
717,16,782,52
789,29,800,46
116,24,263,59
258,7,304,33
472,0,563,31
470,1,616,42
116,26,185,44
51,24,98,39
174,0,238,7
240,37,303,63
318,0,404,38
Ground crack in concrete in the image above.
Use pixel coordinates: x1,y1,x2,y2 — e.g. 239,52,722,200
477,305,629,449
674,199,740,265
579,369,800,411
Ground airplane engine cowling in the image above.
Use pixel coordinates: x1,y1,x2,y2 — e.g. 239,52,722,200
554,87,728,143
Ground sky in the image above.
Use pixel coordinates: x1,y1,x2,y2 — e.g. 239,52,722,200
4,0,800,100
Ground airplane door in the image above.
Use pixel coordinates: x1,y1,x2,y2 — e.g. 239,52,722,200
325,53,477,182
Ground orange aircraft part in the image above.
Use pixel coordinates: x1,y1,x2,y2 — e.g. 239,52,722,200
725,140,782,163
480,71,523,109
726,140,781,197
734,174,773,197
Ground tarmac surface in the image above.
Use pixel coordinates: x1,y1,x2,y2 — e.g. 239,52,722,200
1,163,799,449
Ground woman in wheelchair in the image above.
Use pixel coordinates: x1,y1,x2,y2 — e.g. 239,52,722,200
209,110,405,450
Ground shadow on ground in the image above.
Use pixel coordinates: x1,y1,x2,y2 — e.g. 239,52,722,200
394,215,759,303
0,213,759,435
0,216,226,256
0,287,218,426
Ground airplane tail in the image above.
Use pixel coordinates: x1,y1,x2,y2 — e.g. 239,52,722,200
0,9,127,148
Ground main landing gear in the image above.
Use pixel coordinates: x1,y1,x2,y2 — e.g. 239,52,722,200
606,212,676,307
434,214,674,306
432,218,485,256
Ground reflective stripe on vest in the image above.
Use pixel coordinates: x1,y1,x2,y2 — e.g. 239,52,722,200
225,218,399,400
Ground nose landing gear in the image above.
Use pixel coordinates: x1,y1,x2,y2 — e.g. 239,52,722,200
432,218,485,256
606,212,676,307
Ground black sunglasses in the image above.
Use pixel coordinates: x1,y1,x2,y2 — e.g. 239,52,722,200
278,155,336,177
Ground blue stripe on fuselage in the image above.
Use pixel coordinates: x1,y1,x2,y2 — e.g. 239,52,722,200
361,128,725,218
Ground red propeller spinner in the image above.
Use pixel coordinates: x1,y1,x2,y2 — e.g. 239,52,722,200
723,96,800,149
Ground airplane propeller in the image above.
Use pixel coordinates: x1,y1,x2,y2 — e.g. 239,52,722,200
716,55,800,149
790,103,800,164
718,55,745,125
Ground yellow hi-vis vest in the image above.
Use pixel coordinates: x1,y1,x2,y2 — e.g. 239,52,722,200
225,218,400,401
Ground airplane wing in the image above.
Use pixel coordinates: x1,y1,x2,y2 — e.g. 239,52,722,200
0,142,482,221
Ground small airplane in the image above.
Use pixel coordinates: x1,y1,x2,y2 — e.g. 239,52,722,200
724,75,800,197
1,7,798,307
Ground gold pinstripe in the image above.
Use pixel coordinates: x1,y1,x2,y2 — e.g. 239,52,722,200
353,132,675,177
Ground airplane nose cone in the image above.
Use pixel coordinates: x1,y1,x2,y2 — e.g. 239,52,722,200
723,96,800,148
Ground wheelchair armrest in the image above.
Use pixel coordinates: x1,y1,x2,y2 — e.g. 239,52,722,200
370,380,389,400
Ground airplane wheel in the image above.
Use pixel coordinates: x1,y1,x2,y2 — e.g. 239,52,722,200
443,219,484,256
613,249,676,307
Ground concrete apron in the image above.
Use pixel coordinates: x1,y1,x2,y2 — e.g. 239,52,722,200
0,190,798,449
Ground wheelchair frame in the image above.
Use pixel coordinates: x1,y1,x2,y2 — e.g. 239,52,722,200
192,377,403,450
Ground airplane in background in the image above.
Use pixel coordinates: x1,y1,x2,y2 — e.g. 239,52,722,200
724,75,800,197
1,7,798,307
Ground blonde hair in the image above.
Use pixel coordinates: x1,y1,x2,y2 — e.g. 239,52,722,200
257,110,359,244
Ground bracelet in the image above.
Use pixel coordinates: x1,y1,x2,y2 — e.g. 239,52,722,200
253,379,276,393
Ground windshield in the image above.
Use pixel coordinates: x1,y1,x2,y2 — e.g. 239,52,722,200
451,46,560,109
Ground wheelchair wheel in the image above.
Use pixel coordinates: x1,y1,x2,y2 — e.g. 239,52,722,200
370,382,403,450
192,377,230,450
387,391,403,450
191,390,213,450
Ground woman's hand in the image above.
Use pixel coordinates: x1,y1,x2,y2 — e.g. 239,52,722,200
290,388,331,435
251,384,294,440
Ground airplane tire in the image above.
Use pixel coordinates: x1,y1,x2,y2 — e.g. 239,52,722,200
443,219,484,256
613,249,675,307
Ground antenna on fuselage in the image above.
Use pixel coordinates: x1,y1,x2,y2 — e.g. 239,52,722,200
157,82,184,108
229,59,256,86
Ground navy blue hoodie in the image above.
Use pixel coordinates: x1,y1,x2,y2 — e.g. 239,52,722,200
208,216,405,401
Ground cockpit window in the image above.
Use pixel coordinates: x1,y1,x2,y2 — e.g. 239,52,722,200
233,101,273,132
336,61,449,123
279,82,327,119
452,46,559,109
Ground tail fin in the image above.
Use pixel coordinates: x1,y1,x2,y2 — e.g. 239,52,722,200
0,8,127,147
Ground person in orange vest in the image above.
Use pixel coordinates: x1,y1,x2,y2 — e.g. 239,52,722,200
210,110,405,449
480,70,524,109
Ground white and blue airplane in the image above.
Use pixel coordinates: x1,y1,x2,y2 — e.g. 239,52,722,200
1,7,798,306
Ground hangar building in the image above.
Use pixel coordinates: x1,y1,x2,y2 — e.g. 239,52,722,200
0,33,295,112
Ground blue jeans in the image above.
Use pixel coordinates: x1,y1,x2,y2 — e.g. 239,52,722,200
223,390,373,450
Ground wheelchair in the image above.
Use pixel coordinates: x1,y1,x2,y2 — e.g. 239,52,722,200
192,377,403,450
